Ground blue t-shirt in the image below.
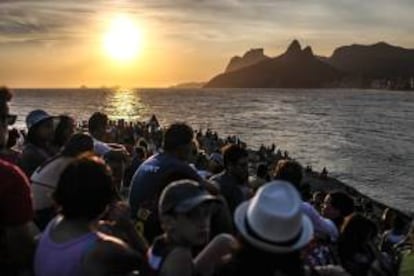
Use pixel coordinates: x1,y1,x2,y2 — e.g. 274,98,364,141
128,153,202,241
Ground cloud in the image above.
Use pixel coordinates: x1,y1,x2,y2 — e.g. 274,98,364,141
0,0,413,53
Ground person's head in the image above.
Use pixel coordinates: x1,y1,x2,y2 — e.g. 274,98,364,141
208,152,224,174
273,160,303,191
195,151,209,171
134,146,147,160
311,191,326,213
233,180,313,273
256,163,269,180
340,214,377,250
88,112,108,139
312,191,326,205
104,150,127,191
322,191,354,225
6,128,19,149
0,87,16,148
53,115,76,148
381,208,396,231
159,179,218,247
391,214,406,235
188,139,200,164
53,155,116,221
301,182,312,202
162,122,194,161
26,109,54,146
137,139,148,151
61,133,94,157
222,144,249,183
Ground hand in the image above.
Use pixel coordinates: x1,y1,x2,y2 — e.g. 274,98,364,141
105,201,132,228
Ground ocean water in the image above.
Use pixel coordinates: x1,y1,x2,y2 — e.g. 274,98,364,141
10,88,414,213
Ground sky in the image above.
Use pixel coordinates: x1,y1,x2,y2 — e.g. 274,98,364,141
0,0,413,88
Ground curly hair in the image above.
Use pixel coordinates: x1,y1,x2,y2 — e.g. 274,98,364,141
53,155,117,220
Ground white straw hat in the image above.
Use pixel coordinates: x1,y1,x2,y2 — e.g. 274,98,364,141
234,180,313,253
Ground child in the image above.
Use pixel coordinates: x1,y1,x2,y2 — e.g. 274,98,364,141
144,179,237,276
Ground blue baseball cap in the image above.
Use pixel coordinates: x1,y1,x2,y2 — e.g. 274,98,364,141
26,109,53,130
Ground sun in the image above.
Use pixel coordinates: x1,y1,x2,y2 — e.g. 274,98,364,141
103,15,143,61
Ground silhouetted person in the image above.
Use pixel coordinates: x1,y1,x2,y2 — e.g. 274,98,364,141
0,87,38,275
210,144,250,215
19,109,55,177
321,167,328,179
128,123,205,243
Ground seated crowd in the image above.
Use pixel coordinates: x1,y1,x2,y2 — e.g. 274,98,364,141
1,86,413,276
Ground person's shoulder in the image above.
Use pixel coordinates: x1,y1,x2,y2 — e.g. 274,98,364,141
145,152,161,163
162,246,193,270
22,143,40,155
0,158,29,184
21,143,45,161
91,232,141,264
168,246,192,257
32,156,73,177
84,232,141,275
135,154,162,173
301,201,317,214
93,139,111,155
96,231,132,248
166,247,193,265
157,153,182,166
159,154,197,174
210,171,225,182
312,265,350,276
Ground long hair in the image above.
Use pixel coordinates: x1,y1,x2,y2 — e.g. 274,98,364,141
53,115,75,148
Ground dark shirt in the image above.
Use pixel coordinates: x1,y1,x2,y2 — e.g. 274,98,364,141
123,156,144,188
0,158,34,275
210,171,248,215
128,153,201,242
18,143,53,177
0,159,34,225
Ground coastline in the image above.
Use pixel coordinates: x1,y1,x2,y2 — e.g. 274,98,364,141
247,148,413,222
12,113,413,222
199,128,413,223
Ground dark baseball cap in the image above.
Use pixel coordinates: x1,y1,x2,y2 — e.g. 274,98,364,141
159,179,218,215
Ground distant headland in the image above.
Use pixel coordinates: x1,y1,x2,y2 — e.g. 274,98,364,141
203,40,414,90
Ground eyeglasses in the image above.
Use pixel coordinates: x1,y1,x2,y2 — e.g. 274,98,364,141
0,114,17,126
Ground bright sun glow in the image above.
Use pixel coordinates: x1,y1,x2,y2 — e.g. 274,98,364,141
103,15,142,61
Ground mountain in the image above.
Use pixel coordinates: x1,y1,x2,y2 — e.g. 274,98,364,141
225,48,270,73
204,40,343,88
328,42,414,78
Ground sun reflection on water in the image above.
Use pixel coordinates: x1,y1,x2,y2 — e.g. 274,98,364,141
104,88,148,121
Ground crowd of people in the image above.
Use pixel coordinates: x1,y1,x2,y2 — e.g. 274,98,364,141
1,85,413,276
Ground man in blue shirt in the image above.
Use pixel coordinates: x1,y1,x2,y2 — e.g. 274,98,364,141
129,123,207,243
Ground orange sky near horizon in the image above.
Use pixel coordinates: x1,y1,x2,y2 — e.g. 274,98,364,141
0,0,413,88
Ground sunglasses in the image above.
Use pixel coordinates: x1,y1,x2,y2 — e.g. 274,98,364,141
0,114,17,126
